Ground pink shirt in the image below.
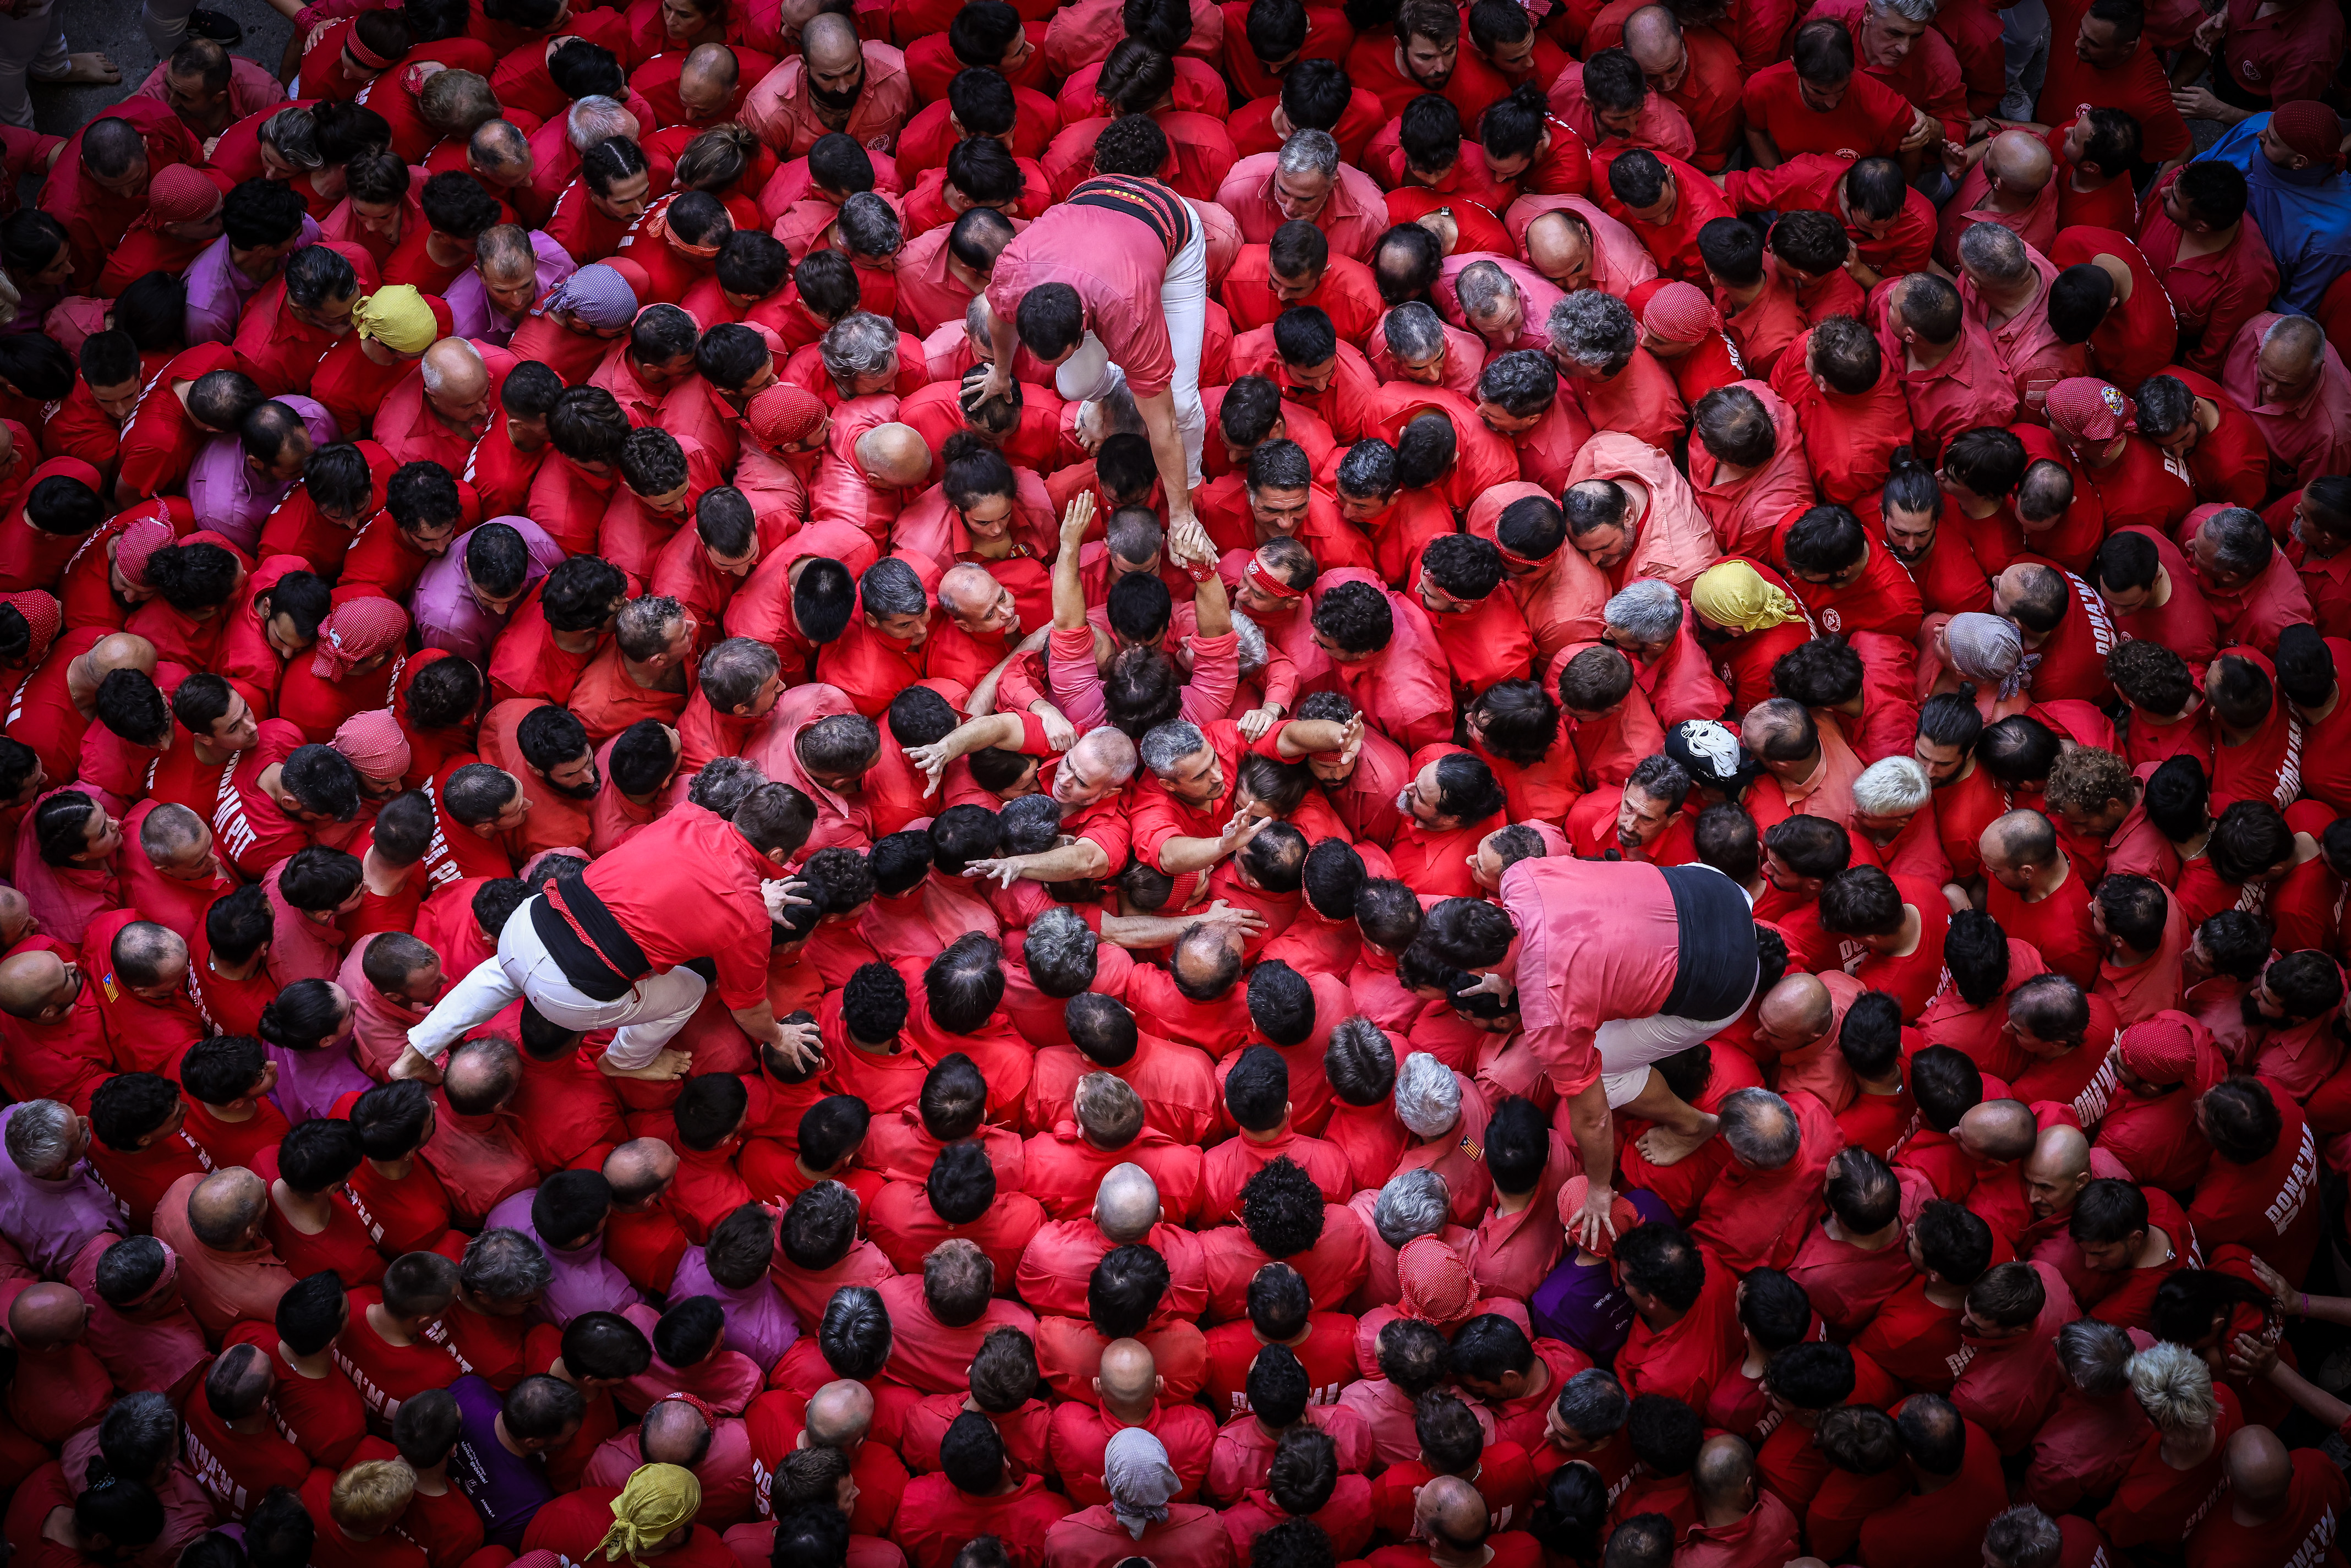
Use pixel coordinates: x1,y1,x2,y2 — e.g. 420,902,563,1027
1212,154,1388,262
2223,311,2351,485
985,178,1193,397
741,45,915,156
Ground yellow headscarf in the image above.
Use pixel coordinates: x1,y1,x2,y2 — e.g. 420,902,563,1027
598,1464,702,1562
351,285,439,355
1691,560,1802,635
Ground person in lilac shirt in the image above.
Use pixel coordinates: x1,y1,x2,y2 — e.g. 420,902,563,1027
259,976,375,1124
0,1100,125,1276
411,516,565,667
485,1171,641,1327
666,1203,800,1370
188,395,338,555
447,225,578,347
1528,1184,1674,1363
184,183,325,345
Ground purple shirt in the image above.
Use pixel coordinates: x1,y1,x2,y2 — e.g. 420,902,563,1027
189,395,339,555
485,1187,641,1326
185,216,325,345
447,1373,556,1547
1527,1188,1672,1363
670,1243,801,1369
267,1034,374,1125
446,231,580,346
412,514,565,666
0,1103,125,1276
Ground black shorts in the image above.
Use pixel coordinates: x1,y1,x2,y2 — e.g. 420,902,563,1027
1658,865,1759,1021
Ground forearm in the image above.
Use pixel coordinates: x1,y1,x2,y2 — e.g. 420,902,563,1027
1275,719,1349,760
1004,839,1111,881
1567,1079,1614,1187
1052,533,1088,630
1101,910,1207,948
1191,566,1231,638
725,1001,779,1051
1136,386,1193,517
2267,1358,2351,1429
1153,833,1230,875
941,711,1026,761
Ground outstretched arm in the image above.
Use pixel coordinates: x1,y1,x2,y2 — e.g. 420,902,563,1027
1052,491,1097,633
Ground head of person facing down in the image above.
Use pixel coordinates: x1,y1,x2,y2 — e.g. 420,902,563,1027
10,16,2347,1566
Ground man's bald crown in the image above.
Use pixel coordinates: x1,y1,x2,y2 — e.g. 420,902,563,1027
0,950,68,1018
2026,1123,2089,1179
1095,1163,1161,1241
1760,973,1831,1038
857,423,933,485
806,1378,874,1445
1692,1434,1754,1505
1958,1099,2038,1161
8,1281,86,1346
1096,1337,1157,1402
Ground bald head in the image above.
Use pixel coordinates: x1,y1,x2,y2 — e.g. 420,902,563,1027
2222,1425,2292,1508
1621,6,1681,66
1415,1474,1491,1550
0,949,73,1020
603,1137,679,1205
1172,922,1243,997
443,1037,520,1116
937,562,999,619
187,1167,269,1250
1987,129,2053,192
856,423,932,487
1066,726,1139,789
642,1397,715,1464
1096,1338,1157,1404
806,1379,875,1447
1094,1163,1161,1242
1524,210,1587,278
681,41,739,99
89,632,158,680
1758,973,1832,1046
2023,1124,2090,1188
8,1281,86,1347
1692,1434,1754,1510
803,13,861,70
0,888,32,950
470,119,532,181
1984,807,2059,868
1956,1099,2039,1163
420,338,488,403
139,802,209,870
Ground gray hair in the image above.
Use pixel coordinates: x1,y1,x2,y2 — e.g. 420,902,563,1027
2128,1341,2219,1433
1453,260,1516,321
2200,506,2275,576
1603,580,1682,643
1717,1087,1801,1170
1384,302,1447,364
1276,128,1340,182
460,1227,552,1304
1868,0,1939,18
1956,222,2029,284
860,557,928,618
1138,720,1207,778
963,292,992,347
1554,1368,1630,1440
836,190,903,259
687,756,767,816
2264,313,2325,362
567,95,635,152
1393,1052,1462,1138
1371,1167,1450,1248
1851,756,1932,816
259,105,322,168
1546,290,1637,370
2055,1319,2135,1396
1024,907,1095,982
3,1100,78,1177
821,312,900,384
1232,609,1267,675
1982,1506,2063,1568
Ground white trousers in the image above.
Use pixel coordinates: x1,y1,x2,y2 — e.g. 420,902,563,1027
140,0,195,55
1054,196,1209,491
1595,983,1759,1109
407,900,709,1070
0,3,67,131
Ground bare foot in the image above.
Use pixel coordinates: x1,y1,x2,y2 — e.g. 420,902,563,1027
39,53,122,86
1636,1113,1721,1167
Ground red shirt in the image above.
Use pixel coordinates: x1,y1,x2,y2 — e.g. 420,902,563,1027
1742,61,1914,160
1617,1250,1740,1409
2186,1447,2349,1567
892,1474,1073,1568
2037,0,2191,161
2139,184,2281,379
1855,1417,2010,1568
333,1288,463,1423
226,1320,370,1471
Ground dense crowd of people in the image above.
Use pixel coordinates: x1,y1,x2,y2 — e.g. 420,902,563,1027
1,0,2350,1562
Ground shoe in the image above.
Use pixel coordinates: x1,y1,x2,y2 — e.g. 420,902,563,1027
185,9,244,44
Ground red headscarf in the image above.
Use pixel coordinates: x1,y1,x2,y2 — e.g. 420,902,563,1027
311,595,409,680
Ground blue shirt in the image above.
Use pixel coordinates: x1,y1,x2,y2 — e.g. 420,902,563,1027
2194,114,2351,315
1527,1188,1675,1365
446,1374,555,1549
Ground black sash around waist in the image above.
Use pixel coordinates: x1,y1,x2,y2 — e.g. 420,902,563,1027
1065,174,1193,260
1658,865,1759,1021
531,875,651,1003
